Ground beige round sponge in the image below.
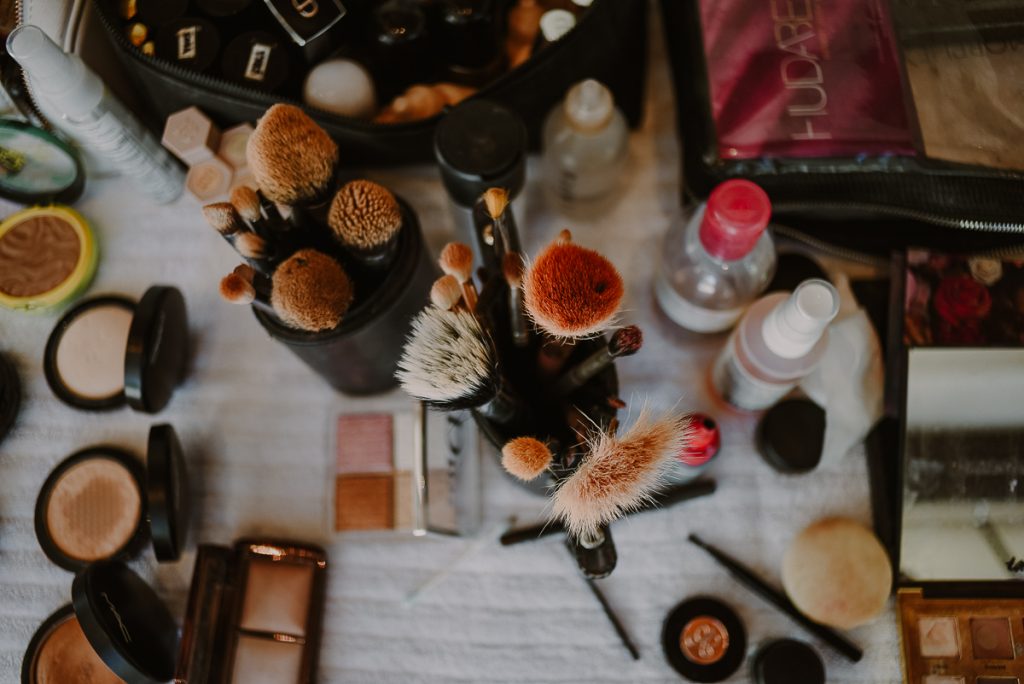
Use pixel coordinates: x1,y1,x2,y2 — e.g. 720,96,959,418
781,517,892,630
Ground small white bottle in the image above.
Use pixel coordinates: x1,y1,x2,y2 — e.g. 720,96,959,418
712,279,839,411
541,78,628,209
655,179,775,333
8,25,184,204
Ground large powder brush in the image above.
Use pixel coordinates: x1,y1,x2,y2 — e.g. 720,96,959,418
552,408,689,540
246,104,339,206
396,306,497,409
271,249,354,332
523,231,624,339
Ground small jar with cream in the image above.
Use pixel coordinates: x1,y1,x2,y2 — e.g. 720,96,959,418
43,285,188,413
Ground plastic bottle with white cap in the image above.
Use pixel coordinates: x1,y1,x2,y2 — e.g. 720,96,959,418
541,78,628,208
7,25,183,204
711,278,840,411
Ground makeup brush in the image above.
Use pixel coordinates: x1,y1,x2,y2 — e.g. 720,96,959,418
271,249,354,332
202,201,246,249
482,187,519,255
246,104,339,206
328,180,403,269
501,437,553,482
552,408,688,540
503,251,529,347
582,574,640,661
687,534,863,663
523,231,624,339
554,326,643,396
231,184,277,240
439,242,478,311
430,274,466,311
219,270,276,317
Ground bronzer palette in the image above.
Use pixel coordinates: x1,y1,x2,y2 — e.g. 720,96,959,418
899,589,1024,683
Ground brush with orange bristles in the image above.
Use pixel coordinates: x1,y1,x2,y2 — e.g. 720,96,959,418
231,184,290,242
501,437,554,482
430,274,466,312
552,408,689,541
219,265,276,317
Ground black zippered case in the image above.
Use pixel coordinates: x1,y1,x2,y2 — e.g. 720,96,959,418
660,0,1024,251
92,0,647,167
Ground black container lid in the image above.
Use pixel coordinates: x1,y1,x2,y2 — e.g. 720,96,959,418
756,398,825,474
136,0,189,25
0,119,84,205
125,285,189,413
72,561,178,684
146,423,189,561
752,638,825,684
662,596,746,683
156,17,220,72
0,351,19,446
198,0,252,17
434,99,527,207
221,31,289,92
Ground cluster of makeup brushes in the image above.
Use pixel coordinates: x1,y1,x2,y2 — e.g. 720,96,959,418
202,104,406,333
397,190,691,543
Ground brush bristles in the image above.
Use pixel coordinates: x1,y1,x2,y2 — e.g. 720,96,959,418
523,238,624,339
231,185,263,222
396,306,496,408
439,242,474,282
247,104,339,205
483,187,509,220
503,251,524,288
219,273,255,304
236,232,269,259
501,437,552,481
271,249,354,332
609,325,643,357
203,202,245,235
552,409,688,540
233,263,255,283
328,180,403,251
430,274,464,311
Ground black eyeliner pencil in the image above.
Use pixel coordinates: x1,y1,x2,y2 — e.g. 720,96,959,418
500,479,718,546
687,533,863,663
584,577,640,660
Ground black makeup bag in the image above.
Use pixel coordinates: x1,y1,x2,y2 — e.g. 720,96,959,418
89,0,647,166
660,0,1024,252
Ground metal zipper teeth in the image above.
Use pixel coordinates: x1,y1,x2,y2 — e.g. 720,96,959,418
774,201,1024,234
770,223,888,267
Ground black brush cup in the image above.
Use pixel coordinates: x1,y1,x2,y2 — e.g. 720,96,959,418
255,197,437,395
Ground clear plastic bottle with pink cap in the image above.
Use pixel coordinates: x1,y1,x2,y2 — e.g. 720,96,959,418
655,180,775,333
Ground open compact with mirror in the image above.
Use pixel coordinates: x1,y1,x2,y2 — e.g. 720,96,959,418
896,249,1024,684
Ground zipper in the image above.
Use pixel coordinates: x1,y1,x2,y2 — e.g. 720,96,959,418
91,0,603,132
774,201,1024,234
771,223,888,267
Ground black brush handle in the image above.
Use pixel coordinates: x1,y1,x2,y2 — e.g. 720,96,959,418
688,534,863,663
585,577,640,661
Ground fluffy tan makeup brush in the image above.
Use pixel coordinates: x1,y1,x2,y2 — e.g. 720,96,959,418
328,180,403,268
552,408,688,540
501,437,553,482
231,184,277,239
523,230,624,339
271,248,354,332
430,274,465,311
439,242,478,311
246,104,339,206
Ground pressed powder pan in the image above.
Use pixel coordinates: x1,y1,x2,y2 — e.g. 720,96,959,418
34,424,190,572
44,285,188,413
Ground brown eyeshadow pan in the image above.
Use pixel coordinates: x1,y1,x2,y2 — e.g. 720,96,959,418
973,618,1015,660
240,560,314,636
334,413,415,532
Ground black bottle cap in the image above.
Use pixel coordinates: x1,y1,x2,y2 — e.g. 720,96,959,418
662,596,746,683
146,424,189,562
0,351,19,446
125,285,189,414
221,31,289,92
434,99,527,207
135,0,188,26
756,398,826,474
752,638,825,684
156,17,220,72
72,561,178,684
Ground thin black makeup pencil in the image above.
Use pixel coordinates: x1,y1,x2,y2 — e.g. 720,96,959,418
687,533,863,663
584,576,640,660
500,480,717,546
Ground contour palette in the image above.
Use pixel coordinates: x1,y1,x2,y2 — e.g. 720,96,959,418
899,589,1024,683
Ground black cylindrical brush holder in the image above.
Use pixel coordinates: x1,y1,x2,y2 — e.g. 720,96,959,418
254,197,436,395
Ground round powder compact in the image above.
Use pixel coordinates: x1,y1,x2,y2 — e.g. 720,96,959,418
44,285,188,412
34,425,190,572
662,596,746,683
782,517,892,630
22,606,122,684
752,638,825,684
0,205,96,313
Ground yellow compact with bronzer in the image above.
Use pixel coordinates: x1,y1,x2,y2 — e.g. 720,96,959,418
0,205,97,312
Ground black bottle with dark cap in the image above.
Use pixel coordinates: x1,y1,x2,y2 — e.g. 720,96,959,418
438,0,505,86
371,0,434,99
434,98,527,268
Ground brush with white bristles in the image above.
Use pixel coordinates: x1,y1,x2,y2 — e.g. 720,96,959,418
397,306,528,425
439,242,478,311
552,408,689,541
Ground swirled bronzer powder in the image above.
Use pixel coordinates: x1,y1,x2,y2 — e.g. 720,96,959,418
0,214,80,297
32,615,122,684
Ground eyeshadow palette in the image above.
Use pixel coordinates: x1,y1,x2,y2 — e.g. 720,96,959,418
899,589,1024,683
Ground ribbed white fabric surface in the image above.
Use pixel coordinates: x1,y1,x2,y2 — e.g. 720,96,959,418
0,7,902,682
